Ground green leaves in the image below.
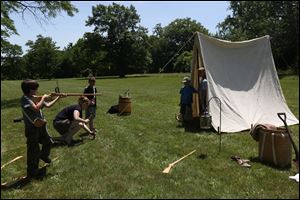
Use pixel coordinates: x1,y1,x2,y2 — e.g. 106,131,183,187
216,1,299,72
86,3,150,77
24,35,60,79
149,18,209,73
1,1,78,52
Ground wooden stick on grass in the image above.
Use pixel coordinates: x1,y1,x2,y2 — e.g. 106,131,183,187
162,150,196,174
1,156,23,170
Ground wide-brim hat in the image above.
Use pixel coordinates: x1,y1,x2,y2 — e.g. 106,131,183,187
181,76,191,83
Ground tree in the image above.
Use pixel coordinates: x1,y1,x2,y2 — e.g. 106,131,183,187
86,3,151,77
216,1,299,73
1,1,78,52
77,32,107,76
24,35,60,79
59,32,109,78
147,34,169,73
53,48,77,78
173,51,192,72
1,43,24,80
149,18,209,73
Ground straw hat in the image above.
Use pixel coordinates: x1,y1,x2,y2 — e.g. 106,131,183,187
198,67,205,71
181,76,191,83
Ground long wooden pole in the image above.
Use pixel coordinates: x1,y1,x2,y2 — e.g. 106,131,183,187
277,113,299,171
32,93,102,102
33,93,102,98
1,156,23,170
51,92,102,96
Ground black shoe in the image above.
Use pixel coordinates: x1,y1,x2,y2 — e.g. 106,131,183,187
71,139,82,143
28,167,47,179
67,142,75,147
40,156,51,164
52,137,67,144
68,139,83,147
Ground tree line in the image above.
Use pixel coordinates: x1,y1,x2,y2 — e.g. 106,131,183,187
1,1,299,80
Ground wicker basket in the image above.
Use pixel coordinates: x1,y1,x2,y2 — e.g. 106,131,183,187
258,127,292,168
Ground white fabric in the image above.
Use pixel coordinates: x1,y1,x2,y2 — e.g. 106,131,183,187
196,33,298,132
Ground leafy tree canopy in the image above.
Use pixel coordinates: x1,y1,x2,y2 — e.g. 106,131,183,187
86,3,151,77
24,34,60,79
1,1,78,51
216,1,299,72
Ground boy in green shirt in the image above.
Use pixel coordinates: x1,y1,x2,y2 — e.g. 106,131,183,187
21,79,62,178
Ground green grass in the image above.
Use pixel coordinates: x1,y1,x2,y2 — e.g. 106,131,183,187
1,74,299,198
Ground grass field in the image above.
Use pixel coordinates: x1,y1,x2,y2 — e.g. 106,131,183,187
1,74,299,198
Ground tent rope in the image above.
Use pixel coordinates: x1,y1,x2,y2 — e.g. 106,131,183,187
159,32,196,73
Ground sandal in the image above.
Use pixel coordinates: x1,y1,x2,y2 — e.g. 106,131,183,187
231,155,251,168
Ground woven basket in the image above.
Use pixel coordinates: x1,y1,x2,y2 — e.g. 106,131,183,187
258,127,292,168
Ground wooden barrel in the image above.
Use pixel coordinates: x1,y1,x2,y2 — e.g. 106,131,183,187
118,96,131,115
258,127,291,168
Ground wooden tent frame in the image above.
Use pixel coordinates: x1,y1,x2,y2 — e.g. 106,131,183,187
190,32,206,119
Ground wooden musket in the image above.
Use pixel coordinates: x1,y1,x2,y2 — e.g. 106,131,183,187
32,92,102,102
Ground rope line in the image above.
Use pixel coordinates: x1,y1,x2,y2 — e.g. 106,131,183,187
159,32,196,73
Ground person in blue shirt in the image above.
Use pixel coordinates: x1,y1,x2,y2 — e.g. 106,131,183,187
179,76,197,121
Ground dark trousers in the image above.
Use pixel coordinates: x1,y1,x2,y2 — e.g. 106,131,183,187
53,119,71,135
25,125,52,175
180,104,192,121
200,90,207,114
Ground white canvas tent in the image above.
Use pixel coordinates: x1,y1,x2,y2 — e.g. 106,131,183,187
191,32,299,133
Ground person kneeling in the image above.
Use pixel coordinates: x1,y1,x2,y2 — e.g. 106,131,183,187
53,96,95,146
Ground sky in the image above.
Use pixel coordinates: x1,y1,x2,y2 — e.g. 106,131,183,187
7,1,232,53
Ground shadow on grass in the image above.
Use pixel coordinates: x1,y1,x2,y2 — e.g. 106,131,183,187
249,156,291,171
51,137,86,148
1,165,49,191
176,122,207,133
175,118,201,133
1,98,20,109
51,130,97,148
197,153,208,160
176,118,218,134
1,176,30,190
